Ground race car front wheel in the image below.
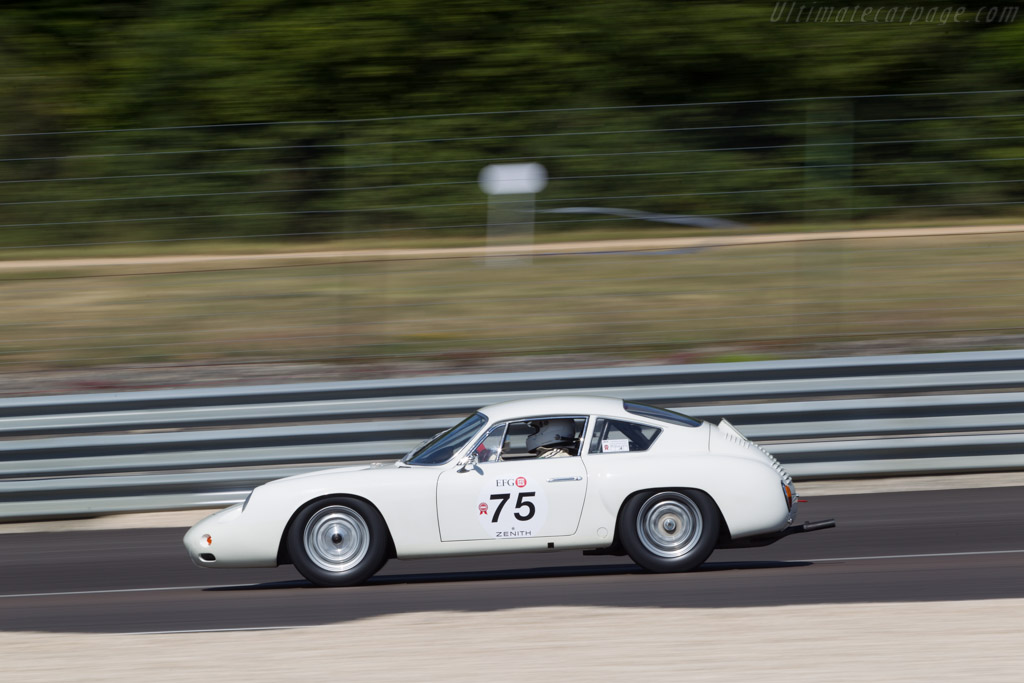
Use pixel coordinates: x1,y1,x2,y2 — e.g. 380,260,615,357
287,496,388,587
619,490,719,573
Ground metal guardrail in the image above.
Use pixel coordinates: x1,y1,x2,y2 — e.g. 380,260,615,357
3,348,1024,521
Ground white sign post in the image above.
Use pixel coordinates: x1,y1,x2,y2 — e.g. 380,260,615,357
478,163,547,266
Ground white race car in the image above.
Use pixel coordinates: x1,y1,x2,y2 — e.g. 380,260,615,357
184,396,835,586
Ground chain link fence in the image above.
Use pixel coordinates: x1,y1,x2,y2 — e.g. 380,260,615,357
2,89,1023,381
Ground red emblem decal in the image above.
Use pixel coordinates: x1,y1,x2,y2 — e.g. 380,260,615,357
478,502,489,515
515,476,527,488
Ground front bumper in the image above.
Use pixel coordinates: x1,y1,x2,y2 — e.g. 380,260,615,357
183,504,244,567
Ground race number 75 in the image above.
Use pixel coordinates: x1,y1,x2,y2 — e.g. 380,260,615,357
488,492,536,522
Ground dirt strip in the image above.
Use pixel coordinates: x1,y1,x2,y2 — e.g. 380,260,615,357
2,601,1022,682
3,223,1023,270
3,471,1023,535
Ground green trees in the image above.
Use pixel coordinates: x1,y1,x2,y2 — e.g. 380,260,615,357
1,1,1023,248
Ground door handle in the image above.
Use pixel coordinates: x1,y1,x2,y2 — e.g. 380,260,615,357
547,476,583,482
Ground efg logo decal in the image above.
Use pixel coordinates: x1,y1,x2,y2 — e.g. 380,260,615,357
494,477,528,488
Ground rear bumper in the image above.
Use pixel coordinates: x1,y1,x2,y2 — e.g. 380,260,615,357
718,518,836,549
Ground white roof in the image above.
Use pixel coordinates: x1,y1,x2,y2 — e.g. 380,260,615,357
478,395,629,422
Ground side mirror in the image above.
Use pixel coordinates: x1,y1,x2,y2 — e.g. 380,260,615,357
458,452,479,472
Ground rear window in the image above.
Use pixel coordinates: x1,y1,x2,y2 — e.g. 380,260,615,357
623,401,702,428
588,418,662,453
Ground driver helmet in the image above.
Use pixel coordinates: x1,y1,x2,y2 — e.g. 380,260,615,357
526,419,575,452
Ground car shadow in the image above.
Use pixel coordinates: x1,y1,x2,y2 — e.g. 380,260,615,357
203,559,810,591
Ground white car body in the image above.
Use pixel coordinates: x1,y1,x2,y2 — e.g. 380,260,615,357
185,396,822,579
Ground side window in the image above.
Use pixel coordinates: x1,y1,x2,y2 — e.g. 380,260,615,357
588,418,662,454
474,424,507,463
478,417,587,460
501,421,538,458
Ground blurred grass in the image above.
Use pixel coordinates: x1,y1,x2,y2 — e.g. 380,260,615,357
2,229,1022,370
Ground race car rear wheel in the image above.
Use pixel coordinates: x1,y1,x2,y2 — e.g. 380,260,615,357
620,490,719,573
287,496,388,587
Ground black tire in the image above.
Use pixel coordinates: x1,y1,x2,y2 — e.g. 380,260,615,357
286,496,389,587
619,490,719,573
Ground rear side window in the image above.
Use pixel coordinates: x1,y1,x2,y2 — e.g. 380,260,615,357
623,401,702,427
588,418,662,453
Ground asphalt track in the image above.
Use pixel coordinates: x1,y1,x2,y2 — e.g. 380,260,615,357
2,486,1023,634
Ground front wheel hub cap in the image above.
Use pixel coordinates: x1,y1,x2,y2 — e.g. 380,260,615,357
304,506,370,572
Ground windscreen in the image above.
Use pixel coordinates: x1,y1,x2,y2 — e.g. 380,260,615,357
403,412,488,465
